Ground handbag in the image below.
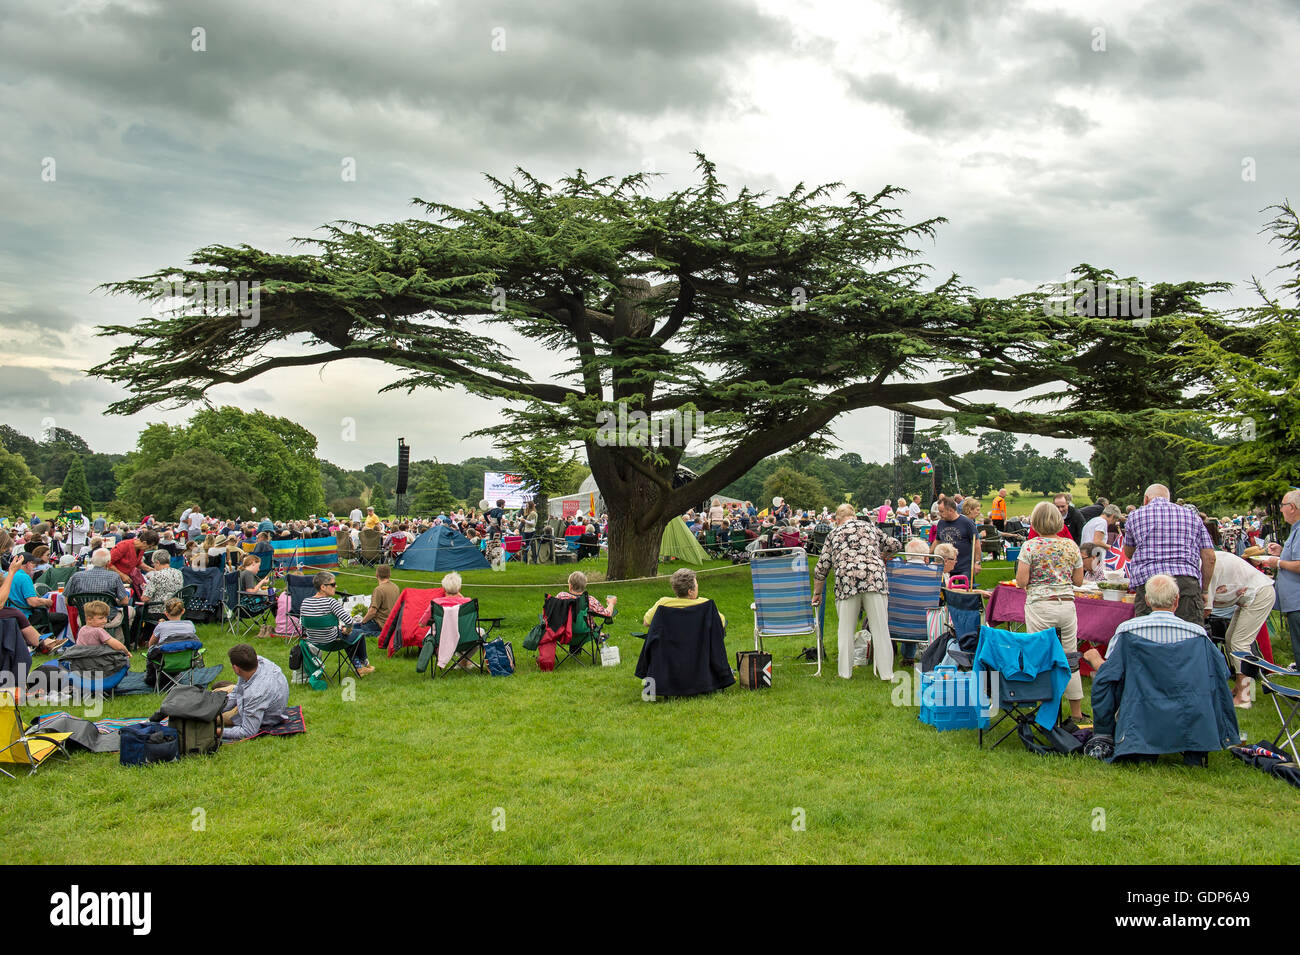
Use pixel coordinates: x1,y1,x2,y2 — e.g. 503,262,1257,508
736,650,772,689
523,621,545,652
484,638,515,676
119,721,180,766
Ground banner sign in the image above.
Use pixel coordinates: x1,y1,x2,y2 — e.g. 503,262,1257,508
482,471,535,508
562,499,580,519
271,536,338,569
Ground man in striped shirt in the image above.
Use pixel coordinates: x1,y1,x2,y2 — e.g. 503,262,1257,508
1122,484,1215,623
299,572,374,675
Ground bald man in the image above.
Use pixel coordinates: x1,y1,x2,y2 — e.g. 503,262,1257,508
1122,484,1215,623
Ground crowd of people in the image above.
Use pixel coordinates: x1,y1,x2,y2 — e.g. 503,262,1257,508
3,481,1297,757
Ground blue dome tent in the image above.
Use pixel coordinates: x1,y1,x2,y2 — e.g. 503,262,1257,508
395,525,490,573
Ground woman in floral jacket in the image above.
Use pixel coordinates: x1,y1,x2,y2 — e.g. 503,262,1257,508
812,503,902,681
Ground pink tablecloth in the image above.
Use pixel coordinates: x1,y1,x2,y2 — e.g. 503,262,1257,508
984,585,1135,647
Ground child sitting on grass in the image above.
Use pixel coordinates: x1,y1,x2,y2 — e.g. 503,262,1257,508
148,598,197,648
75,600,133,657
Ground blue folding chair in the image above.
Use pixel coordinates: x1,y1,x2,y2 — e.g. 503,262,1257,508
886,557,944,664
749,547,822,675
943,588,986,657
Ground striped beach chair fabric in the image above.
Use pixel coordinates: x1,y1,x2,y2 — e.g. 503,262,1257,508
749,547,822,676
886,557,944,651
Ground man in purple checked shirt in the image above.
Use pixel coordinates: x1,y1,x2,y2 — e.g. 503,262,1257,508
1123,483,1216,624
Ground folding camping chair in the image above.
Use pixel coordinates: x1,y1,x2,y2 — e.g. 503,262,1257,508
941,587,986,663
299,613,362,686
562,597,609,667
536,594,608,669
222,571,275,637
1234,652,1300,764
701,529,730,559
979,523,1005,560
809,523,831,555
356,528,384,566
147,639,205,692
0,688,72,779
420,599,503,677
749,547,822,676
283,574,317,638
976,625,1064,750
886,557,944,666
65,590,124,642
386,534,411,564
337,534,356,566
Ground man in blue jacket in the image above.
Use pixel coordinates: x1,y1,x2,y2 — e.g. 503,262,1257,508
1083,575,1238,764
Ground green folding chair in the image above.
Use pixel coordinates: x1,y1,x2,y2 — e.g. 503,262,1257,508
557,601,607,668
149,641,206,691
299,613,361,686
65,590,125,642
418,599,502,677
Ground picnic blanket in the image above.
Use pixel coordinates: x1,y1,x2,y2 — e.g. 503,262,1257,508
223,705,305,743
112,665,224,696
28,712,149,753
31,706,304,749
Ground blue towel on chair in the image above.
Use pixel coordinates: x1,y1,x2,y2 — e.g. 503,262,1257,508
973,625,1070,730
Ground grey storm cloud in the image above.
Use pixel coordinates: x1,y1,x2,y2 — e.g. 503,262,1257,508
0,0,785,160
0,365,120,416
0,0,1297,469
841,2,1259,138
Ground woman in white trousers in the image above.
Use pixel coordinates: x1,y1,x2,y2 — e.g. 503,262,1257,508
834,591,893,681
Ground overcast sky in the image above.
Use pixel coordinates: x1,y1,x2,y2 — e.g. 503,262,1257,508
2,0,1296,473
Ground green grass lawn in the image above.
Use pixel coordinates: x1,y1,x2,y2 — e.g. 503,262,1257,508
2,556,1293,864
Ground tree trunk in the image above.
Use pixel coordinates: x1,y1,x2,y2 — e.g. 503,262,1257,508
605,507,667,580
588,444,671,580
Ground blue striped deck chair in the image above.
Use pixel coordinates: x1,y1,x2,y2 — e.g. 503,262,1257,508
886,557,944,660
749,547,822,676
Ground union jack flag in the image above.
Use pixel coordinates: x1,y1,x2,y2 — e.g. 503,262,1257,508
1105,534,1127,572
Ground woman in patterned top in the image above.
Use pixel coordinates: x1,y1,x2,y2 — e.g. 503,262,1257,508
812,503,903,681
1015,500,1085,725
141,549,184,615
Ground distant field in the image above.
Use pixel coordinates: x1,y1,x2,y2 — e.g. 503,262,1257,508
972,479,1093,519
16,494,106,523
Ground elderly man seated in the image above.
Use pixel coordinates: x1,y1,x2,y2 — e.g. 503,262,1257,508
65,547,132,641
298,571,374,676
217,644,290,740
1082,575,1238,766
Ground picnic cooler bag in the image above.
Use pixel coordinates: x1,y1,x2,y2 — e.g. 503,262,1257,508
918,665,987,731
119,721,180,766
736,650,772,689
